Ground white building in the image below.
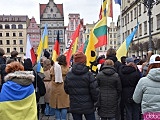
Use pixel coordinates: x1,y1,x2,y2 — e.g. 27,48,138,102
118,0,160,57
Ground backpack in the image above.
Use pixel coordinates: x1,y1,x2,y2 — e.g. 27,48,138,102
33,70,46,103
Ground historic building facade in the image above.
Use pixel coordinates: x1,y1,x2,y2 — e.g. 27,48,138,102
65,13,84,50
108,22,118,50
0,15,30,57
27,17,40,52
117,0,160,56
40,0,65,54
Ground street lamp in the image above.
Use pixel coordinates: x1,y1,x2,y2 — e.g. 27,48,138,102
138,0,159,51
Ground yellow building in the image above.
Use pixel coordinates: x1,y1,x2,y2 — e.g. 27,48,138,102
0,15,30,58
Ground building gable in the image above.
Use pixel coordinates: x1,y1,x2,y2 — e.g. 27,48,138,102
40,1,63,19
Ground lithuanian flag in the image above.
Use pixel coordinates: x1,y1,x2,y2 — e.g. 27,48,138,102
85,17,107,71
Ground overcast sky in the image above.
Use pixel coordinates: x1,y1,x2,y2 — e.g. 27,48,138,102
0,0,120,26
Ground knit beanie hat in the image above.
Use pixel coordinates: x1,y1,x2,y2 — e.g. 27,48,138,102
24,58,33,71
125,57,134,64
73,52,86,64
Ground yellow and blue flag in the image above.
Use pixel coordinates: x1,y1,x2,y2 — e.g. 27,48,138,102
116,23,139,61
36,24,48,72
0,81,37,120
36,24,48,61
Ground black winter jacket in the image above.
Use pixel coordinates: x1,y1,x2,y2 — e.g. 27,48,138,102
96,65,122,118
64,63,99,114
119,65,141,103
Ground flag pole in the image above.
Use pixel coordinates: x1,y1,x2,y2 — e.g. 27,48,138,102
120,1,123,45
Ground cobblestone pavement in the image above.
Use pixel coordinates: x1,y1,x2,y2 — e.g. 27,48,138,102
39,111,101,120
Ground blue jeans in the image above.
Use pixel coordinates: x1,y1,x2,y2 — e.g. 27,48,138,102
72,112,96,120
55,108,67,120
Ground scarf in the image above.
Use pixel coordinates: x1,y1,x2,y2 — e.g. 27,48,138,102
54,62,63,83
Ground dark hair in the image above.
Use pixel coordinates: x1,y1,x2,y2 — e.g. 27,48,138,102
23,58,33,71
121,56,126,64
106,48,116,57
0,48,5,56
57,55,67,66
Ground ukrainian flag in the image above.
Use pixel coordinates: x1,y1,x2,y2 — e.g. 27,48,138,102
0,80,37,120
116,23,139,61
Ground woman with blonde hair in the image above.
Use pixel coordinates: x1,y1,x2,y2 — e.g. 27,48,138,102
0,61,37,120
133,54,160,120
96,59,122,120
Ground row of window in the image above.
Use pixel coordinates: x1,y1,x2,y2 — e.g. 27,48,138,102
41,23,64,27
48,46,64,54
122,4,146,26
109,33,117,38
47,14,57,18
48,37,64,43
27,29,40,33
0,32,23,37
122,13,160,40
0,40,23,45
110,41,117,45
5,47,24,53
29,34,40,39
0,24,23,29
48,30,63,35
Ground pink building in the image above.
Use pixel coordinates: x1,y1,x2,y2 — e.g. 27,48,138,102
27,17,40,51
66,14,84,49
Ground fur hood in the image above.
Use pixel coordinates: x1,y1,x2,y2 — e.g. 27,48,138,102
4,71,35,86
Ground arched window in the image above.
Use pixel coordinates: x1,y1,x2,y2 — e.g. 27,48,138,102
12,24,16,29
18,24,23,29
5,24,10,29
0,24,3,29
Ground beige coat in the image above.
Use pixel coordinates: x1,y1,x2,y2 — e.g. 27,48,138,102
43,70,52,103
49,65,70,109
43,59,52,103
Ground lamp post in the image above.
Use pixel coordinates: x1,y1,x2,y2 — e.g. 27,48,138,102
139,0,158,51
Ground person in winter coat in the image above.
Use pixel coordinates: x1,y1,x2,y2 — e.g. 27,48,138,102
43,59,54,116
23,58,46,119
105,48,122,120
119,57,141,120
0,61,37,120
133,54,160,119
10,50,19,61
49,55,69,120
96,59,122,120
64,51,99,120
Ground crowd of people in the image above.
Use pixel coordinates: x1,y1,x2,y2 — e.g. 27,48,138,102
0,47,160,120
